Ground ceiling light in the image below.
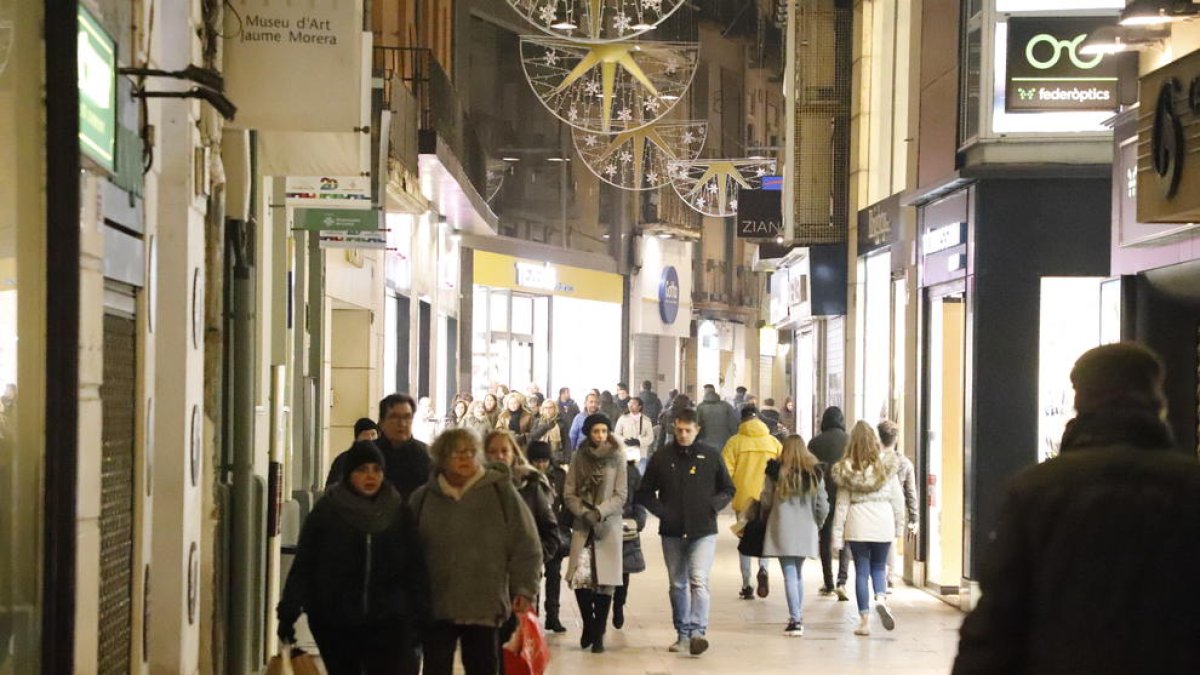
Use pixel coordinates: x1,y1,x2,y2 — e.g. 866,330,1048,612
602,233,611,239
546,157,570,162
775,236,784,244
550,20,578,30
657,232,672,239
659,94,680,101
1120,0,1199,26
631,22,656,31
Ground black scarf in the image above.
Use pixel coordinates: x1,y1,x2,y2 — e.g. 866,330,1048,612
325,483,403,535
508,410,524,432
1059,408,1174,454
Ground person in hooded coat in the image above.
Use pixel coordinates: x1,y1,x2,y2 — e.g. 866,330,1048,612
808,406,851,597
278,442,430,675
830,421,904,637
953,343,1200,675
564,414,627,654
722,406,782,600
696,388,739,451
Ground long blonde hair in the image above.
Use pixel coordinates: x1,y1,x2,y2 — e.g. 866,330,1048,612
483,429,528,468
776,435,821,501
838,420,885,474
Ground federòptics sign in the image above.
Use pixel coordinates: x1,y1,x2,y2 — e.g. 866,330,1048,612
1005,16,1119,114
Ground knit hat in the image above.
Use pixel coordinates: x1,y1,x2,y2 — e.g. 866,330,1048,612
582,413,612,438
1071,342,1166,415
354,417,378,437
526,440,553,462
344,440,386,474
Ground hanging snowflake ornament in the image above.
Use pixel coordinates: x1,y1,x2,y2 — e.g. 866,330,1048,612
507,0,687,43
545,49,560,66
521,38,699,134
667,158,777,217
572,120,707,191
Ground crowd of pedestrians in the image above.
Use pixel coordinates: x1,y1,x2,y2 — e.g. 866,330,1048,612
275,342,1200,674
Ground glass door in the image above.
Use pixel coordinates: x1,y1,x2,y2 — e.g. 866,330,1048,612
924,286,966,595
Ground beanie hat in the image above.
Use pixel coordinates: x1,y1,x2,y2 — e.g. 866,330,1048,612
526,440,553,462
354,417,378,437
582,413,612,438
344,440,386,475
1071,342,1166,415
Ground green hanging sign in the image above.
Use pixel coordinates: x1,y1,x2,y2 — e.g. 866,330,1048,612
78,6,117,172
295,208,380,231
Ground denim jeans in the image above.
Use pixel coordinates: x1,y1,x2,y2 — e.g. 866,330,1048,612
778,557,806,623
847,541,891,614
661,535,717,639
739,554,769,587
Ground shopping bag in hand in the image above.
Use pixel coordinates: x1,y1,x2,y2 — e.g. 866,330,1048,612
503,610,551,675
266,645,321,675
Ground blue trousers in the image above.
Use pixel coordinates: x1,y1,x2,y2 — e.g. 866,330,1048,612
847,541,890,614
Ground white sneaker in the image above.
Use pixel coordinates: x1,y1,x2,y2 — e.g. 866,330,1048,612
875,597,896,631
854,614,870,636
668,636,690,653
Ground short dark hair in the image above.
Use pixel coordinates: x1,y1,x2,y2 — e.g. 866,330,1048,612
736,386,747,394
379,393,416,421
877,420,900,447
740,406,759,422
642,380,653,390
674,409,700,427
703,384,716,391
559,387,571,395
617,382,628,390
630,396,644,407
764,398,775,407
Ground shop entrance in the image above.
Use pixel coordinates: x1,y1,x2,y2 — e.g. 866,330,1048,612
472,287,550,393
923,286,966,595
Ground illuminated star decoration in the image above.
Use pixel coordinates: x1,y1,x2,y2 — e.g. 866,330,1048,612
508,0,687,43
572,120,707,191
521,38,699,134
485,160,508,202
667,158,777,217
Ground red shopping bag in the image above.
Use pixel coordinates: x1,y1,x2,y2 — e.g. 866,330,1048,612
503,611,550,675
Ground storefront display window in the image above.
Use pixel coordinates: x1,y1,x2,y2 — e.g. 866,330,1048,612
1038,277,1111,461
855,251,892,423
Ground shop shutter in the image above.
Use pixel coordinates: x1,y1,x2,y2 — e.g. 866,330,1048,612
99,313,137,674
633,335,659,393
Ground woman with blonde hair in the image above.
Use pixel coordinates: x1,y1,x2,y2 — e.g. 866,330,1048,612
757,435,829,637
530,397,569,463
496,392,534,447
831,421,904,636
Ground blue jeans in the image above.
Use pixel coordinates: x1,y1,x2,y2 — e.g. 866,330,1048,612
661,535,717,639
848,541,891,614
739,554,769,587
778,557,806,623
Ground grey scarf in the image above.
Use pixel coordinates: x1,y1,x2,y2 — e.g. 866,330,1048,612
325,483,404,535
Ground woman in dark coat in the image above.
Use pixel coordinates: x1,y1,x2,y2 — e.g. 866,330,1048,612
496,392,534,447
484,430,561,563
612,450,648,630
278,442,430,675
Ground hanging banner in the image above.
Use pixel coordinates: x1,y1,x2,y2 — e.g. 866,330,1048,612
224,0,363,131
295,208,379,231
78,6,117,172
318,230,387,249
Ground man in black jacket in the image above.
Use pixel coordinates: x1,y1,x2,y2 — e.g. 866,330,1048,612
640,380,663,423
636,409,735,657
808,406,850,598
953,343,1200,675
327,394,432,500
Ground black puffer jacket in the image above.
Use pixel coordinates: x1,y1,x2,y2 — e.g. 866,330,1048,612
807,407,848,517
278,484,430,633
953,411,1200,674
513,464,562,563
696,392,739,450
636,440,734,538
623,461,648,573
545,463,572,557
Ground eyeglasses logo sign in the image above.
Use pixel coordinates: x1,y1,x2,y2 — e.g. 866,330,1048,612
1152,78,1185,199
1025,33,1103,71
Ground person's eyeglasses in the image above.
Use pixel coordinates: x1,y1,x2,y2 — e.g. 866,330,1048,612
450,447,477,458
386,413,414,422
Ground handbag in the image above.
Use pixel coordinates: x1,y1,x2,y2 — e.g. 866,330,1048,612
569,533,597,589
503,610,551,675
266,645,321,675
622,518,639,541
737,500,770,558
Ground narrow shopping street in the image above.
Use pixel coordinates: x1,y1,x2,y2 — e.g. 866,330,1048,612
546,515,963,674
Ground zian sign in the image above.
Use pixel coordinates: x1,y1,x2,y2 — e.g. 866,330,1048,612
1005,17,1119,113
736,190,783,239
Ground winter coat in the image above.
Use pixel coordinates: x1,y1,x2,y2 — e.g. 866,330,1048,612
953,410,1200,675
410,464,542,627
722,418,783,513
614,412,656,461
808,412,849,519
830,452,904,548
696,391,739,450
600,400,622,423
557,398,581,430
622,461,648,573
888,448,919,526
530,414,570,463
636,440,735,539
463,415,494,441
277,484,430,634
545,463,571,557
513,464,562,564
564,438,628,587
757,461,828,559
327,436,432,501
567,408,600,450
639,388,663,423
496,408,534,446
759,407,786,439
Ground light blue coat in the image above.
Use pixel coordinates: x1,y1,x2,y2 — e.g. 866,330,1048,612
758,473,829,558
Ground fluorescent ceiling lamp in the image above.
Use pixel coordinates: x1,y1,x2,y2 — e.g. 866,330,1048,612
659,93,680,101
550,20,578,30
631,22,655,30
546,156,570,162
501,156,521,162
657,232,672,239
1119,0,1200,26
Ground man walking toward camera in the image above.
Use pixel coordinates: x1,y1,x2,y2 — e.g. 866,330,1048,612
637,409,735,657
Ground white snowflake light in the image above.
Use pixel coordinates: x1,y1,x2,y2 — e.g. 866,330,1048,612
508,0,688,42
538,4,558,24
667,158,777,217
572,120,708,190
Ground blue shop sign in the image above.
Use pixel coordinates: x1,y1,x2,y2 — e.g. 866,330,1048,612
659,266,680,324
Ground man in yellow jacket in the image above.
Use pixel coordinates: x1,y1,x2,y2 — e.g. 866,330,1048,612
723,405,782,600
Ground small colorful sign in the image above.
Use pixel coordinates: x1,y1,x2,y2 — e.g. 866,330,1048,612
78,6,117,172
318,230,387,249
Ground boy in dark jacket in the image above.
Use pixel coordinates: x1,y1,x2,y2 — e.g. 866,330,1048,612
278,442,430,675
636,409,735,657
527,441,570,633
808,406,850,598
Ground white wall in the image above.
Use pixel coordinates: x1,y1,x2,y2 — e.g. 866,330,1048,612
550,297,622,396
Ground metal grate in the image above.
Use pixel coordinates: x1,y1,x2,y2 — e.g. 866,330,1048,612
99,314,137,675
791,0,852,244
